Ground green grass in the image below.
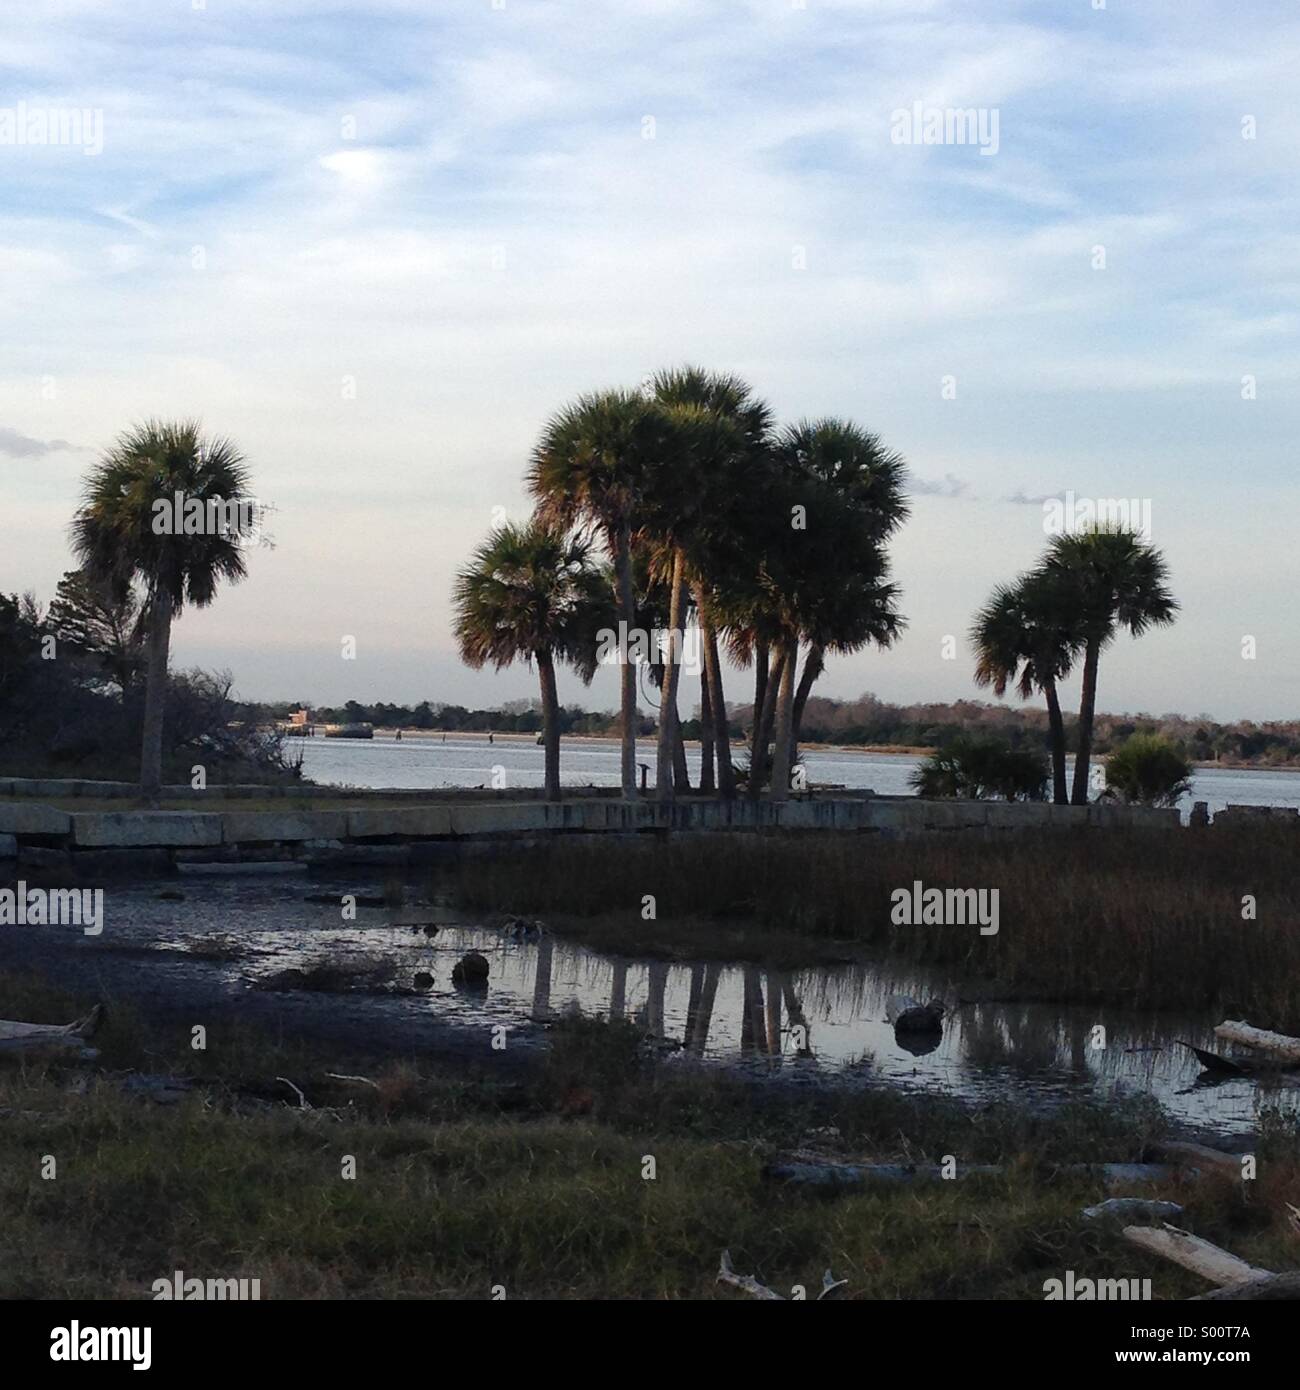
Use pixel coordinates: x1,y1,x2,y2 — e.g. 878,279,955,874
453,826,1300,1026
2,970,1298,1300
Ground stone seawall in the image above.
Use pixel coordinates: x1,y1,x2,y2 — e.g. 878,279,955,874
0,795,1181,873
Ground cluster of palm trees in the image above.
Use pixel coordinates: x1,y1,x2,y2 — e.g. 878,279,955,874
971,529,1178,805
453,366,909,803
60,404,1177,813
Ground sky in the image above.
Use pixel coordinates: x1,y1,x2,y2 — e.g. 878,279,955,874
1,0,1297,722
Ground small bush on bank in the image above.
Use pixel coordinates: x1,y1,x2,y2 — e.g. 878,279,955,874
1104,733,1192,807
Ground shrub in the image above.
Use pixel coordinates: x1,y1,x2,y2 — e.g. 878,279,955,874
1104,733,1191,807
910,735,1048,801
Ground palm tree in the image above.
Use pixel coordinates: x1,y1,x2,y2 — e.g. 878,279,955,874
774,420,909,748
452,521,606,802
1040,526,1178,805
652,367,774,800
766,486,904,803
71,419,253,800
529,390,680,800
971,571,1081,805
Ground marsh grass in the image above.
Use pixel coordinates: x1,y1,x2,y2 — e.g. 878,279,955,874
453,827,1300,1026
3,972,1297,1299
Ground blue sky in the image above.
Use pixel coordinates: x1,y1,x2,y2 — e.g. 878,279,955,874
2,0,1297,720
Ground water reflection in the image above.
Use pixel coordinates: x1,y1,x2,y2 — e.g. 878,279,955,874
82,874,1299,1138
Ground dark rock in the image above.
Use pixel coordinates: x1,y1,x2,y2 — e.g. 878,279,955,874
413,971,434,990
452,951,490,986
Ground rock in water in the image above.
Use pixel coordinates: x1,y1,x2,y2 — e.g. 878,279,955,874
413,972,434,990
887,994,946,1033
452,952,490,986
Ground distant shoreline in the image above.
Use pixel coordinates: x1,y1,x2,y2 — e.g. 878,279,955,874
361,728,1299,772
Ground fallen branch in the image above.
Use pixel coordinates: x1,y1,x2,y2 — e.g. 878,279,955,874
817,1269,848,1301
717,1250,783,1300
0,1003,104,1044
1213,1020,1300,1066
1123,1223,1272,1287
1193,1273,1300,1301
1082,1198,1184,1225
276,1077,310,1109
325,1072,380,1090
0,1006,103,1063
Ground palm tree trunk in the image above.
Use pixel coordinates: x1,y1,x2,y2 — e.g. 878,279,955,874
656,549,686,803
696,585,733,798
1043,676,1068,805
537,650,561,802
614,523,638,800
749,645,785,800
672,720,690,792
748,640,768,789
139,587,174,802
768,638,798,804
1071,638,1101,805
791,641,824,746
698,672,715,794
751,641,768,734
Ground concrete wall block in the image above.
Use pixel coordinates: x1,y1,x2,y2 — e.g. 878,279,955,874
72,812,223,847
221,811,350,843
0,802,72,835
346,806,453,839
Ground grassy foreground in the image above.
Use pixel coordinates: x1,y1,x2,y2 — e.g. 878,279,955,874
2,971,1299,1300
453,825,1300,1026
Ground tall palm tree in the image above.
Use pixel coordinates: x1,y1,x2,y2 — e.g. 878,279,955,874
633,396,742,802
652,367,774,800
971,571,1082,805
452,521,606,802
529,390,679,800
71,419,252,800
1040,526,1178,805
764,475,904,802
774,419,909,747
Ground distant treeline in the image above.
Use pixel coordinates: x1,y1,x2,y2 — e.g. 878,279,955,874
242,692,1300,766
794,694,1300,765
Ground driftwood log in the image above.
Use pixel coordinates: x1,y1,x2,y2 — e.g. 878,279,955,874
1193,1273,1300,1301
1148,1139,1245,1178
1122,1224,1271,1286
764,1158,1183,1189
1123,1222,1300,1299
1212,1020,1300,1066
0,1004,103,1062
1082,1198,1184,1225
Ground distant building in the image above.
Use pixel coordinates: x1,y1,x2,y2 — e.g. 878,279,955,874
289,708,311,726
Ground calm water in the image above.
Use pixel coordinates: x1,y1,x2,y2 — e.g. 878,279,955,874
295,734,1300,816
98,873,1298,1139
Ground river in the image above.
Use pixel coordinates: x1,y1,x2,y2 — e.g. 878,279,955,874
294,733,1300,815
